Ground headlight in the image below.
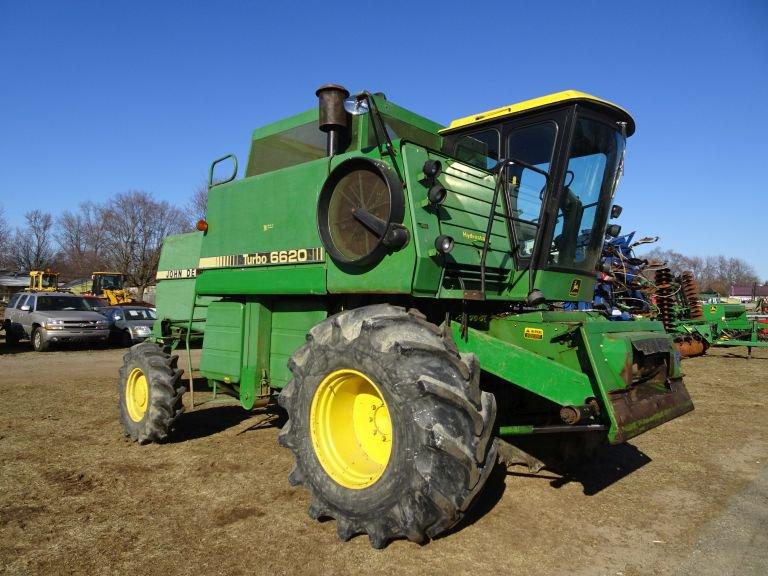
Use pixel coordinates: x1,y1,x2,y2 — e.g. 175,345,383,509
96,320,108,327
44,321,64,330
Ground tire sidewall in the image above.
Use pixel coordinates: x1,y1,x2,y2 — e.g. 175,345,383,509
119,349,152,438
33,327,48,352
293,337,420,518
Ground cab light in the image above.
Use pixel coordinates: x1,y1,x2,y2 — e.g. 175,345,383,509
435,235,454,254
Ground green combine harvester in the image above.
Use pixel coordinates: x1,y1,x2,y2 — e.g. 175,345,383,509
119,86,694,547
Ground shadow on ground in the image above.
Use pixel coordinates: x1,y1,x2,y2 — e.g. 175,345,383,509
170,406,253,442
504,442,652,496
169,402,285,443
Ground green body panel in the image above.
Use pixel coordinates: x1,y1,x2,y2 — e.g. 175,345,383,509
196,266,327,296
268,301,327,388
199,302,245,382
152,232,217,340
200,157,329,290
452,311,687,443
198,299,327,407
453,322,594,407
240,301,272,409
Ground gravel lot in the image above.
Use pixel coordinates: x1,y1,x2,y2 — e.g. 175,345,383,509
1,338,766,575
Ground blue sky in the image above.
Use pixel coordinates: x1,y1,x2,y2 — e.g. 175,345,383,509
1,1,766,279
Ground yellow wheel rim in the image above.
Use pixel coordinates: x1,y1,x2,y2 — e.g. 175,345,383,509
310,369,392,489
126,367,149,423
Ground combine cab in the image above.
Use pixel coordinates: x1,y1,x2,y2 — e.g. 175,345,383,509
119,86,694,547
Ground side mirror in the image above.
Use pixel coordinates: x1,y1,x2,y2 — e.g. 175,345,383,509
610,204,623,219
606,224,622,238
20,305,31,312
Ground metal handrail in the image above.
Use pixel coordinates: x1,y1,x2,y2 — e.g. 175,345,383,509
479,158,550,297
208,154,238,188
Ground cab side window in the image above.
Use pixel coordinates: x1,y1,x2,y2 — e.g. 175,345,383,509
453,129,500,170
505,122,557,258
16,295,29,309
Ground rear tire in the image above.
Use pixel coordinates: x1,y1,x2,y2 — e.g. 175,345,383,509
279,304,497,548
4,322,19,347
118,342,185,444
32,327,50,352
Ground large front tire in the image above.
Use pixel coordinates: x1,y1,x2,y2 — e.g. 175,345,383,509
118,342,185,444
278,305,497,548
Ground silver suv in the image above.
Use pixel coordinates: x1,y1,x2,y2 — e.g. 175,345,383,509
3,292,109,351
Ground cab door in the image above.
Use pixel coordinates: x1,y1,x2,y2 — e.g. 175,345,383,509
18,294,34,337
500,110,569,267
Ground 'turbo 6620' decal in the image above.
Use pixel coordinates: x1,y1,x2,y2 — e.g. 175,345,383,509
198,247,325,270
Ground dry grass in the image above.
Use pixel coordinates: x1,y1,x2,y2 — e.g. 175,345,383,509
0,341,766,575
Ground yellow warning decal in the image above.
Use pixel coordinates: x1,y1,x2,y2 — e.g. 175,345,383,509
524,327,544,340
709,305,717,314
569,278,582,297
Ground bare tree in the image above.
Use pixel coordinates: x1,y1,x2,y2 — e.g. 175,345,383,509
188,179,209,223
0,204,9,269
100,191,189,300
55,202,107,278
11,210,56,272
646,247,759,294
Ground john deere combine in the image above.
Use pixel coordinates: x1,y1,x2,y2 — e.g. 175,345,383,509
119,86,693,547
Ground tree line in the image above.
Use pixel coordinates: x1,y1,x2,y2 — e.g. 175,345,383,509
0,191,191,300
644,247,763,295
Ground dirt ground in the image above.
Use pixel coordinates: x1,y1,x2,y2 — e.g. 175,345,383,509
0,338,766,576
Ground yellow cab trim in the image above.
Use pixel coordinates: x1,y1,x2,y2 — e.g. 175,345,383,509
440,90,635,135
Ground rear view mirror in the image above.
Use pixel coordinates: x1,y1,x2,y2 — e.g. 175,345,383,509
20,305,31,311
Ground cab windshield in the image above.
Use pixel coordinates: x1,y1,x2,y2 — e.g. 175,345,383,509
548,118,625,272
100,275,123,290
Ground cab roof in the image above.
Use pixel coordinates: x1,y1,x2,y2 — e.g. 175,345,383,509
440,90,635,136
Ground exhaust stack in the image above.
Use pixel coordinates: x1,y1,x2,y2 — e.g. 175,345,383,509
316,84,350,156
